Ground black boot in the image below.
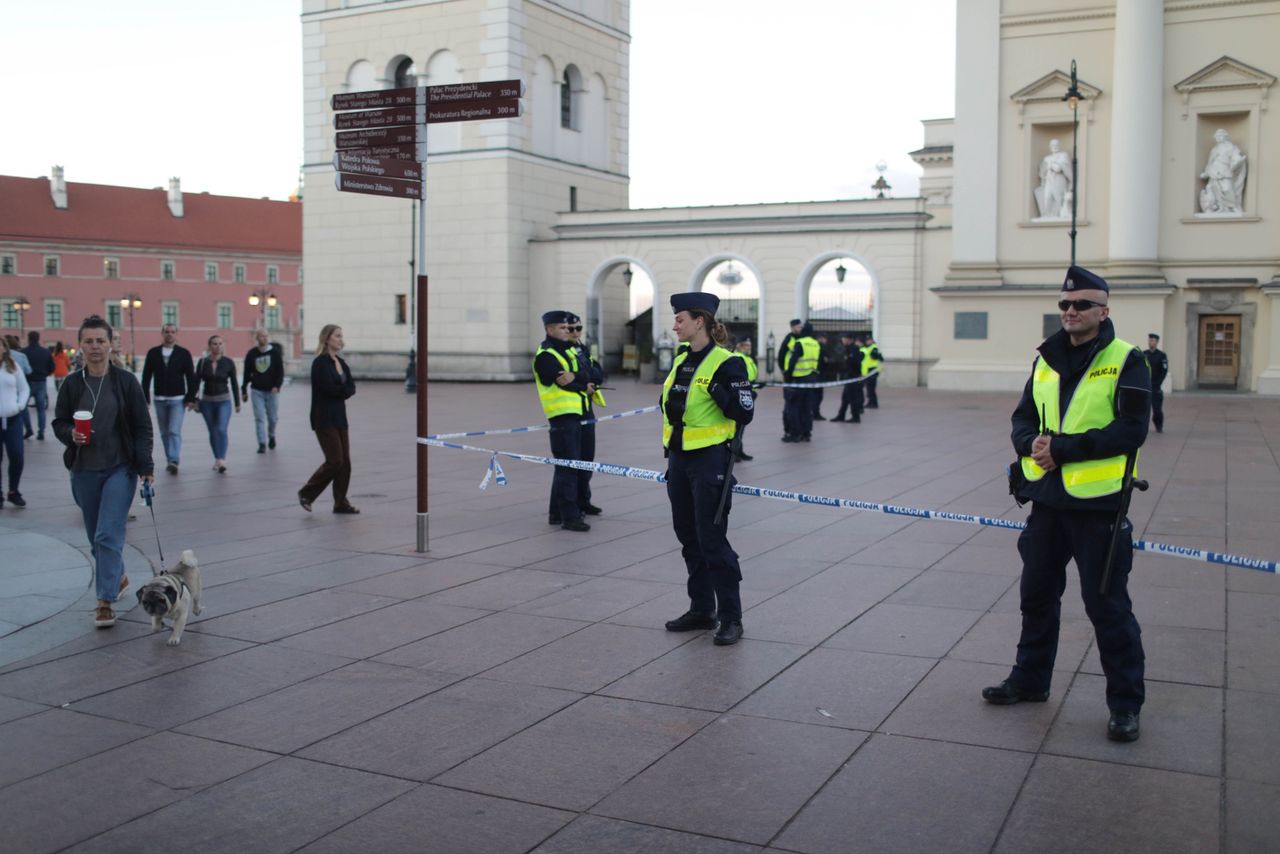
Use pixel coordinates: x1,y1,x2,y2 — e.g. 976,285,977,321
713,619,744,645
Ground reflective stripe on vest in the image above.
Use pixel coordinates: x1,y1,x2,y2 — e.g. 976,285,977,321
733,351,758,383
1020,337,1137,498
792,337,819,377
533,347,586,419
662,346,736,450
860,345,881,373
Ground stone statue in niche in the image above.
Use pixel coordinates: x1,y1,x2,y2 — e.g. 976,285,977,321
1198,128,1248,215
1033,139,1072,220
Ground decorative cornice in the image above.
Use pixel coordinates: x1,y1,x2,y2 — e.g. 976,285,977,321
1174,54,1275,113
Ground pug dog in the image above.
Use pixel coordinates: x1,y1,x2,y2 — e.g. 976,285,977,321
136,549,203,645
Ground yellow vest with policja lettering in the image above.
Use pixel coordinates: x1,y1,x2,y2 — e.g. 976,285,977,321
662,346,737,450
1020,338,1138,498
533,346,587,419
790,337,820,378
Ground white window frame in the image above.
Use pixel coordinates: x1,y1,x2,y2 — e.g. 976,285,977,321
44,298,65,329
205,261,219,283
105,302,123,329
266,265,279,285
216,301,233,329
0,254,15,275
104,257,120,279
264,304,282,329
161,301,179,328
44,255,60,276
233,263,246,284
161,259,175,281
2,300,18,327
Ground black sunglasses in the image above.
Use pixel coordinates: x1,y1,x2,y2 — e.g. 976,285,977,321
569,325,583,332
1058,298,1107,312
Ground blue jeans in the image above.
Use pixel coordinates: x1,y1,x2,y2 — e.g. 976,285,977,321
70,464,137,602
29,381,48,434
1,414,23,494
154,399,186,465
249,388,279,445
200,399,232,460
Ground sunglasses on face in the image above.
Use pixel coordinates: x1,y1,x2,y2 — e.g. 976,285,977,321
1058,298,1107,312
569,325,583,332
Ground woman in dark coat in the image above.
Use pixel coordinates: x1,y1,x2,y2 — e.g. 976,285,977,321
298,324,358,513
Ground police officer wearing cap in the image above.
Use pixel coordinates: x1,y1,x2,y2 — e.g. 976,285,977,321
549,312,604,521
661,292,755,645
781,322,820,442
1145,333,1168,433
831,332,863,423
985,265,1150,743
860,335,883,408
730,338,757,462
533,310,597,532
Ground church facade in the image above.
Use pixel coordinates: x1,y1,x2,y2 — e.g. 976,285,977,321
301,0,1278,393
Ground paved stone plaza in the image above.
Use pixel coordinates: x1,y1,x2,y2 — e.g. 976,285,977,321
0,379,1277,853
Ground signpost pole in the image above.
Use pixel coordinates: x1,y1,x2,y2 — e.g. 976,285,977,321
415,120,429,552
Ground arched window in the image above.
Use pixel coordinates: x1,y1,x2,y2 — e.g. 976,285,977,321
561,65,582,130
394,57,417,88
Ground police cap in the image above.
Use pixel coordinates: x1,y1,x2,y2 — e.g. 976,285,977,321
1063,265,1109,294
1148,333,1160,341
670,292,720,315
541,310,572,325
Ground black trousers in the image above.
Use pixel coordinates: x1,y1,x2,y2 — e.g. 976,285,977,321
836,379,863,419
811,385,825,416
549,418,593,516
547,415,584,522
667,443,742,621
865,373,879,407
1011,503,1145,712
1151,389,1164,431
300,427,352,506
783,381,814,437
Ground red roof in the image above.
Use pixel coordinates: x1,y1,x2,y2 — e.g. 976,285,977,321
0,176,300,255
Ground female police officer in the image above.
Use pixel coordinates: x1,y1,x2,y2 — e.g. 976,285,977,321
660,293,755,645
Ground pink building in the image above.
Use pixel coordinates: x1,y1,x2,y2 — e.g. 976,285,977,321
0,169,302,364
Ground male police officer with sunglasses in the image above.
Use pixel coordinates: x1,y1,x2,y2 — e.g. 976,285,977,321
534,310,599,532
985,265,1150,743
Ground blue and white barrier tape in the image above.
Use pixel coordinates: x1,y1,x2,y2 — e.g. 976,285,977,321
419,436,1279,575
760,369,878,389
427,405,661,440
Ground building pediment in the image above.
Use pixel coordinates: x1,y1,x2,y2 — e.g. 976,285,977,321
1010,70,1102,108
1174,56,1275,97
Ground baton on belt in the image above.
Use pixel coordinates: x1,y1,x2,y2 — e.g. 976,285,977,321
1098,452,1149,596
713,423,743,527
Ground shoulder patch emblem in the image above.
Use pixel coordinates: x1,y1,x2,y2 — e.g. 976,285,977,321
738,390,755,410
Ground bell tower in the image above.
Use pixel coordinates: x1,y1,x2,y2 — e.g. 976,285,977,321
300,0,631,378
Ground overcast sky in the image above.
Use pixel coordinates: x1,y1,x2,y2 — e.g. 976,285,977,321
0,0,955,206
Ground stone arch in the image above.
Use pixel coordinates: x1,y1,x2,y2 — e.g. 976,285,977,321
687,252,768,351
384,55,415,87
583,72,609,169
795,250,881,338
561,63,584,131
586,256,659,369
345,60,378,92
531,55,557,156
423,49,462,153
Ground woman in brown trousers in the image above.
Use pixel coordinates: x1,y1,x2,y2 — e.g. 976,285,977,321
298,324,359,513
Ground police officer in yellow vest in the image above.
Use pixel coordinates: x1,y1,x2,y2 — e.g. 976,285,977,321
550,312,604,522
731,337,757,462
985,265,1150,743
661,293,755,645
859,336,882,408
781,322,820,442
534,310,598,532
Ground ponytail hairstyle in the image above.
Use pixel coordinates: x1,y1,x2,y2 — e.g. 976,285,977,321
0,336,13,374
688,308,729,346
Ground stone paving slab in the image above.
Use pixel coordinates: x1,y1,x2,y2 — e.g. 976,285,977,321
0,381,1276,852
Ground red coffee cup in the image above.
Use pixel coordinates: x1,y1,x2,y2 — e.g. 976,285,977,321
73,410,93,444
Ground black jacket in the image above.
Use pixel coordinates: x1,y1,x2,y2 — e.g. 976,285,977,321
194,356,239,400
1010,318,1150,511
1146,347,1168,389
242,344,285,392
22,345,55,383
53,366,154,475
310,354,355,430
141,344,197,403
660,341,755,453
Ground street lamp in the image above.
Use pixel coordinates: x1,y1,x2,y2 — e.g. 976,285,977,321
119,295,141,370
248,288,277,329
7,297,31,334
835,263,847,284
1062,59,1086,266
622,265,633,287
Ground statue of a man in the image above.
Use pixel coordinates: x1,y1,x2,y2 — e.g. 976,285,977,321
1034,139,1073,219
1199,128,1248,214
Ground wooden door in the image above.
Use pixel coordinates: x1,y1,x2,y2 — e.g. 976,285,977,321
1198,315,1240,388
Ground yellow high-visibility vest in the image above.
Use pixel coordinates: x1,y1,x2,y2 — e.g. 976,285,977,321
791,337,819,378
861,344,881,373
661,346,736,450
533,346,586,419
1021,337,1138,498
733,351,758,382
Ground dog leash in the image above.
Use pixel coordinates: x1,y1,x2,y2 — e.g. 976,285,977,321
140,480,164,565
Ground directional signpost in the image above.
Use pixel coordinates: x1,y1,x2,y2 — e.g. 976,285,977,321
331,79,524,551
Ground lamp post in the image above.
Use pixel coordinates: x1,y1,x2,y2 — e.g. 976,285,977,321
1062,59,1086,266
119,295,141,370
248,288,277,330
7,297,31,335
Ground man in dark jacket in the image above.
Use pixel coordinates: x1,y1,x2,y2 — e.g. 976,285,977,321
1145,333,1168,433
22,330,55,440
985,266,1150,743
140,323,197,474
241,329,285,453
53,315,154,628
533,310,597,532
831,332,863,423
